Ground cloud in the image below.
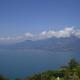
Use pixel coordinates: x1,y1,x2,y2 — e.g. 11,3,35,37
35,27,75,40
0,32,33,44
0,27,80,44
74,30,80,38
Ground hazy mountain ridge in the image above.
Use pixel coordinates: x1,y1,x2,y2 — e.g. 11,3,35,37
1,36,79,51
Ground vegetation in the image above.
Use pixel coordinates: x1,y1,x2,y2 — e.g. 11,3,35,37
0,75,9,80
24,58,80,80
0,58,80,80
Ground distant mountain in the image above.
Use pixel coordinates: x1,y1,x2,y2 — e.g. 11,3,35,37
5,36,80,51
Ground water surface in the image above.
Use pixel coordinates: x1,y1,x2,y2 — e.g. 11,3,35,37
0,49,80,78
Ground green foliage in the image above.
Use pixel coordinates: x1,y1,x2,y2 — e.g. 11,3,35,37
25,74,41,80
0,58,80,80
26,58,80,80
41,70,55,80
15,78,22,80
0,75,9,80
68,58,79,69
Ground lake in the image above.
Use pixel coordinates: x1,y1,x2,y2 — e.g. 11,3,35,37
0,49,80,79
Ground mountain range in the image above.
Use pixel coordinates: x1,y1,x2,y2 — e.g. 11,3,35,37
1,36,79,51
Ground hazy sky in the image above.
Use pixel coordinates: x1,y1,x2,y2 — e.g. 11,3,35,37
0,0,80,36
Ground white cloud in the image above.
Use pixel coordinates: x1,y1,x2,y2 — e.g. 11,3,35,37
74,30,80,38
0,32,33,44
25,33,33,37
35,27,75,40
0,27,80,44
52,27,74,38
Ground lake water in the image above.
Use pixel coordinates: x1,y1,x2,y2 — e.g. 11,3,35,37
0,49,80,79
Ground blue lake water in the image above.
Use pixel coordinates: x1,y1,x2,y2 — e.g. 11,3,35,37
0,49,80,79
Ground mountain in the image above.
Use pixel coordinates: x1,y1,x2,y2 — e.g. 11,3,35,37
6,36,80,51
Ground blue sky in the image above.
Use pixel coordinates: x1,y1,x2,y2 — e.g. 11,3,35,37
0,0,80,37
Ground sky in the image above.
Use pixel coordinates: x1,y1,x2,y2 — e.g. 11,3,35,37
0,0,80,44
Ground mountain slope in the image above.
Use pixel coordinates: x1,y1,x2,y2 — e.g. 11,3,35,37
8,36,80,51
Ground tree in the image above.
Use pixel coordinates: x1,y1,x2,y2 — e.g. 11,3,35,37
68,58,79,69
